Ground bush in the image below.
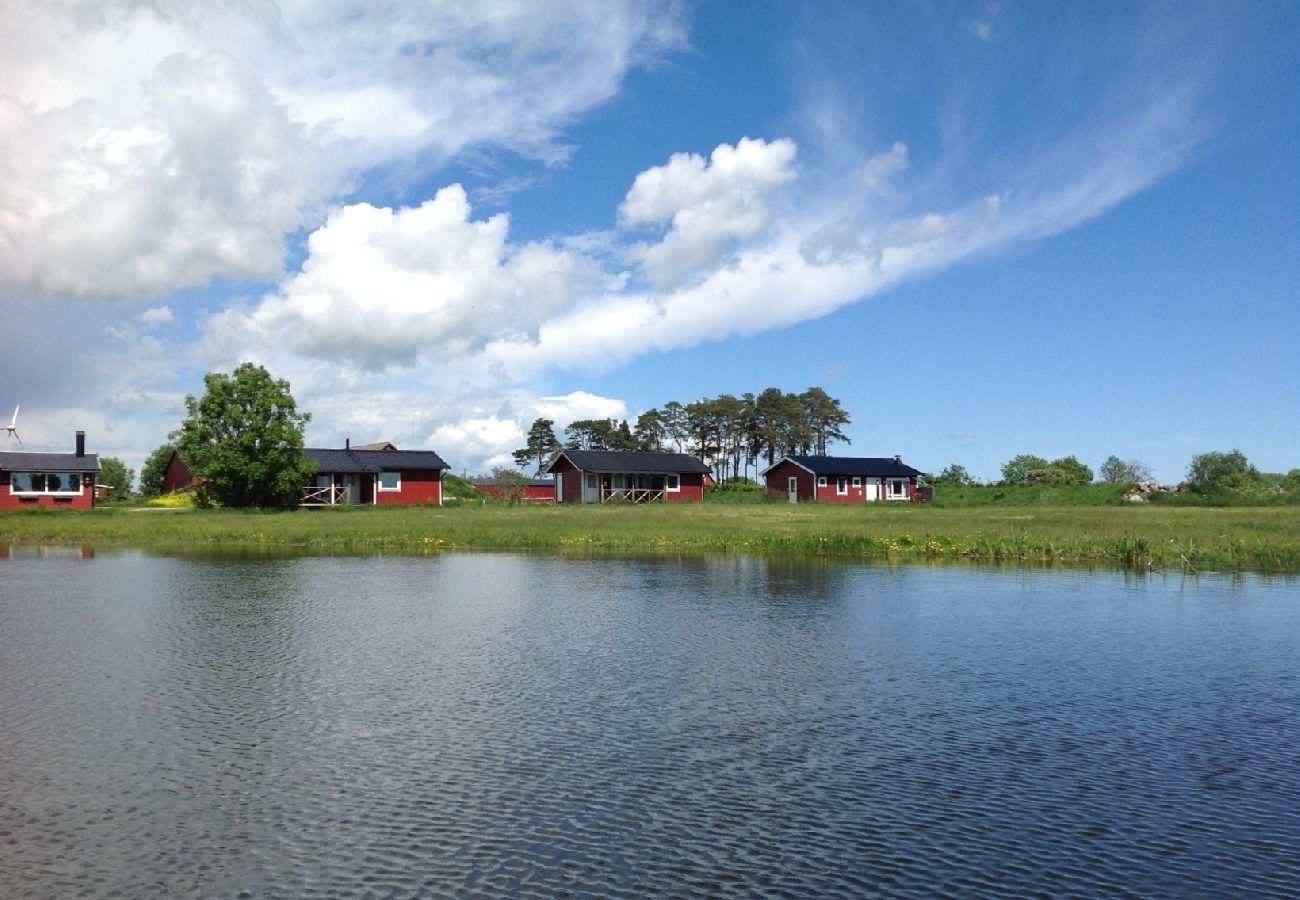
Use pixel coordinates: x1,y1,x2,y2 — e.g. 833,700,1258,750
706,477,765,503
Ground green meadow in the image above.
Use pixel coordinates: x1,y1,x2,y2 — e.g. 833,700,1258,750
3,502,1299,573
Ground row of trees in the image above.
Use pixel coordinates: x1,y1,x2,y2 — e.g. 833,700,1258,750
513,387,853,480
931,449,1299,496
932,454,1155,488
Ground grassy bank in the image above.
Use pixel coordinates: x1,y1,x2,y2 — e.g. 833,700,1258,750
3,503,1300,573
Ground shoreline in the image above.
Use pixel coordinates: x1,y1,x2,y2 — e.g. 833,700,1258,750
2,504,1299,574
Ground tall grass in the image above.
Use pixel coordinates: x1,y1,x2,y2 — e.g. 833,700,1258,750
3,503,1300,573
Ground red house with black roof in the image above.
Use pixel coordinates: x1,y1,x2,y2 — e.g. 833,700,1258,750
302,442,449,506
544,449,710,503
762,455,923,503
162,441,450,506
0,431,101,510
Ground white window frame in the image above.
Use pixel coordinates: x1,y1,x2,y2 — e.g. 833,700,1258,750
10,472,85,496
377,471,402,492
886,478,908,499
817,476,827,488
836,477,848,495
852,477,861,487
666,474,681,492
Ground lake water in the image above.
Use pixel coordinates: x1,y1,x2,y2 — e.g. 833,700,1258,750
1,552,1298,898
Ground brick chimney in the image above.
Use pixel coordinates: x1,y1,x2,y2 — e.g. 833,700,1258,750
76,431,85,458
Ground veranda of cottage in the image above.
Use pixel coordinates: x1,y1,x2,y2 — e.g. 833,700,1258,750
591,471,679,503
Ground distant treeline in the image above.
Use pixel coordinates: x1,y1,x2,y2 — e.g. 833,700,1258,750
932,449,1300,503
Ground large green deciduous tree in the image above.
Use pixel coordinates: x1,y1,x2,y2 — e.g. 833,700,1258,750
170,363,314,508
97,457,134,500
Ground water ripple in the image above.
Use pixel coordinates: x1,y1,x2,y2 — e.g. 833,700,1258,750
1,555,1298,897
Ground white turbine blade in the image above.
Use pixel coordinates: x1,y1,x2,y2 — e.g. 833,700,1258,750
8,405,16,429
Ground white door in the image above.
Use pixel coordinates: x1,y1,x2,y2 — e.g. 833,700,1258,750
583,473,599,503
555,473,563,503
788,476,798,503
865,478,880,502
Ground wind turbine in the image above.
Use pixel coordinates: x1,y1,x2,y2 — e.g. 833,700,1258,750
5,405,21,450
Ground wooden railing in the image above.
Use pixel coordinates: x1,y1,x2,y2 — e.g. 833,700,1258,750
600,486,665,504
301,484,351,506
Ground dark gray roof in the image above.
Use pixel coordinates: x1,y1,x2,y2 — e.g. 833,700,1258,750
353,449,448,471
305,448,374,473
546,449,711,475
764,455,923,478
306,447,448,474
0,451,100,473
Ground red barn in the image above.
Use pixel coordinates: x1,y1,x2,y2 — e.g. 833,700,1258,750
0,431,101,510
472,477,556,502
302,443,449,506
762,455,923,503
162,450,203,494
544,449,710,503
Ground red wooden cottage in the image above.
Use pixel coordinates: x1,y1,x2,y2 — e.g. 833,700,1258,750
302,442,449,506
762,455,923,503
0,431,101,510
545,449,710,503
471,476,556,503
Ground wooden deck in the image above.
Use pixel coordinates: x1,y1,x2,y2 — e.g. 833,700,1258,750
600,486,665,503
301,484,351,506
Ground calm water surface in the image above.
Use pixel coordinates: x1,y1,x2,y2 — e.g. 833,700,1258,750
1,553,1298,897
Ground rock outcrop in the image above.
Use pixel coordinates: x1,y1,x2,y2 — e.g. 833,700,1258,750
1125,481,1180,503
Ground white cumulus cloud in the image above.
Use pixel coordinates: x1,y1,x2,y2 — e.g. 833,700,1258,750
620,137,797,288
0,1,684,300
203,185,587,372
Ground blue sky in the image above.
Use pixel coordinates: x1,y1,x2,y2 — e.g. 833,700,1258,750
2,1,1296,483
